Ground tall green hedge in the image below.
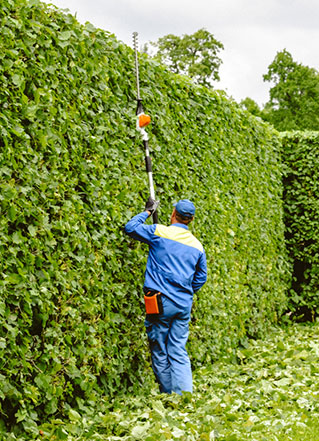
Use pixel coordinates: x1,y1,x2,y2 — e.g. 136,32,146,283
0,0,290,434
281,131,319,318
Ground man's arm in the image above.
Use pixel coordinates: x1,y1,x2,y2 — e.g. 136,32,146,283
124,211,155,244
192,251,207,292
124,198,159,244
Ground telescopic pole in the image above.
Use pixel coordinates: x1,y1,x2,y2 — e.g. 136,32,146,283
133,32,159,224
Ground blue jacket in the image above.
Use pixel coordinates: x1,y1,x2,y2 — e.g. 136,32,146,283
124,211,207,308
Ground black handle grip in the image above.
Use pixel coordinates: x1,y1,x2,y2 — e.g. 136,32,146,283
152,210,159,224
136,99,144,115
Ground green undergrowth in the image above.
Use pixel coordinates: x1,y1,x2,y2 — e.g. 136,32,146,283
3,321,319,440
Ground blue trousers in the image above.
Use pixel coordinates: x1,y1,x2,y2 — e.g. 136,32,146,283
144,295,192,394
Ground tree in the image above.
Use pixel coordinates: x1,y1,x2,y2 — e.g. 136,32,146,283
263,49,319,131
149,29,224,87
240,97,262,117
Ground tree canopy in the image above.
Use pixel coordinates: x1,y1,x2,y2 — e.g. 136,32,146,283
262,49,319,131
149,28,224,87
240,97,262,117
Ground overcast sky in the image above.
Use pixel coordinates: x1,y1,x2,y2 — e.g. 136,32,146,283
42,0,319,106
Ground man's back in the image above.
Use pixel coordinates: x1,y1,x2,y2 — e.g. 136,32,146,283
125,212,207,307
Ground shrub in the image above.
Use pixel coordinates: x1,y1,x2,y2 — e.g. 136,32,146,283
281,131,319,318
0,0,290,433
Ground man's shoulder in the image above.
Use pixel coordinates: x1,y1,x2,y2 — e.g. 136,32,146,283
154,224,204,252
186,231,204,253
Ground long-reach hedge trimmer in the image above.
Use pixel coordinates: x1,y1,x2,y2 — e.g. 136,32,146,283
133,32,159,224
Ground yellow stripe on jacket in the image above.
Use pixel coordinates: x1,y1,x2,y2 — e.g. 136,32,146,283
154,225,203,252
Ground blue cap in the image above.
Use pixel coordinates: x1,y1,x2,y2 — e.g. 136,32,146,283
173,199,195,218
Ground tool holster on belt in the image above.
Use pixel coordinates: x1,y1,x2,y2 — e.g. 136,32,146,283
144,290,163,315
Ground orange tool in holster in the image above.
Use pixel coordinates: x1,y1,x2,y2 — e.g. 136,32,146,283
144,291,163,315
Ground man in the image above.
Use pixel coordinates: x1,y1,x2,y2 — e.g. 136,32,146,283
124,198,207,394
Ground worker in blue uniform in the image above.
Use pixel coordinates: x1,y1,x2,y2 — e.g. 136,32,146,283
124,198,207,394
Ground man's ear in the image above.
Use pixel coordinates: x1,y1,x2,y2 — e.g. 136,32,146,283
170,208,176,223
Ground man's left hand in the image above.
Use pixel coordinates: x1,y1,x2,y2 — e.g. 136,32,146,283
145,197,159,215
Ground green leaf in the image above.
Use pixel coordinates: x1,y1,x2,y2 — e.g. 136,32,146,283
131,422,150,439
12,231,24,244
8,206,17,221
28,225,37,236
12,74,24,87
59,31,71,41
69,409,81,422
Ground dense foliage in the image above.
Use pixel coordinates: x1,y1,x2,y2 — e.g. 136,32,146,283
0,0,290,434
281,131,319,318
5,322,319,440
239,97,263,118
148,28,224,86
262,50,319,131
98,322,319,441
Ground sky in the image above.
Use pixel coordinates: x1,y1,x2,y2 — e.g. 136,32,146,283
41,0,319,107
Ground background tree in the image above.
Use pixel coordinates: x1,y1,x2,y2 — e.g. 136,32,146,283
150,28,224,87
262,49,319,131
240,97,262,117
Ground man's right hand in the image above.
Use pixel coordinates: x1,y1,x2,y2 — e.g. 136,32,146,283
145,197,159,215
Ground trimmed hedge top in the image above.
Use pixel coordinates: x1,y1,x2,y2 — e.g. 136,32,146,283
1,0,290,434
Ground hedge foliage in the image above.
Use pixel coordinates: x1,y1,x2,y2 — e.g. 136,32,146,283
0,0,290,434
281,131,319,317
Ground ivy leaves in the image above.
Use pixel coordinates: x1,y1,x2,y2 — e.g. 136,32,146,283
12,322,319,440
281,132,319,317
0,0,290,434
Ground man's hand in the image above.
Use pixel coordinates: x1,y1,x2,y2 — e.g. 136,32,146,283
145,197,159,216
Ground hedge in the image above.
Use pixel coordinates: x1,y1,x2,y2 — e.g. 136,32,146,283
0,0,290,434
281,131,319,318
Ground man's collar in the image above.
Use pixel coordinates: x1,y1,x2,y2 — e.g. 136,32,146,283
170,223,188,230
